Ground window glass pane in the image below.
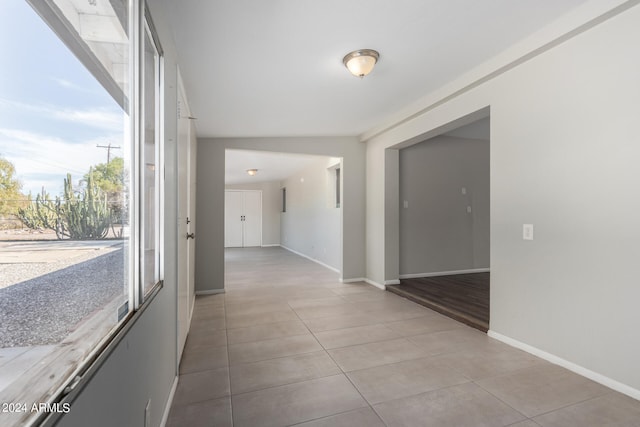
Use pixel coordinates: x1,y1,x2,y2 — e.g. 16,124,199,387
0,0,130,423
142,25,159,295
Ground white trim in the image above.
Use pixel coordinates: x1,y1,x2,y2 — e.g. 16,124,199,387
160,375,179,427
195,289,226,296
340,277,367,284
399,268,490,279
261,244,280,247
281,245,340,274
488,330,640,401
384,279,400,285
364,279,386,290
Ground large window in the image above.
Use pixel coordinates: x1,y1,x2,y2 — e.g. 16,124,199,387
0,1,162,425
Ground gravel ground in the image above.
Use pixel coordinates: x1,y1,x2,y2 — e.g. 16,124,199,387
0,249,125,347
0,247,120,289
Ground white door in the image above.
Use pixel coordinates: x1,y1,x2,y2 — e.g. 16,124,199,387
225,191,244,247
177,74,196,361
224,190,262,247
243,191,262,247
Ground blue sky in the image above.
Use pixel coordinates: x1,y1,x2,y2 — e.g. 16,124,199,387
0,0,124,196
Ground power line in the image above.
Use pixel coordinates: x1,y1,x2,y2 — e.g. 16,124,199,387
96,143,121,164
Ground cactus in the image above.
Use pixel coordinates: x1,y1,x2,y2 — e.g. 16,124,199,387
17,191,59,233
64,172,111,239
17,171,112,240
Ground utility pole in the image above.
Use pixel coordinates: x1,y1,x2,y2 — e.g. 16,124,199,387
96,143,121,164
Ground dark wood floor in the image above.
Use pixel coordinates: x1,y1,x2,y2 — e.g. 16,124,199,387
387,273,489,332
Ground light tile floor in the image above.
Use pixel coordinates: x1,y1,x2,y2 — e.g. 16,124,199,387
167,247,640,427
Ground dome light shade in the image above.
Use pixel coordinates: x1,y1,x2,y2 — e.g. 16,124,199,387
343,49,379,78
247,169,258,176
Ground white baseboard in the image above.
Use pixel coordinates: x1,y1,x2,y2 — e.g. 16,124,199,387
364,279,386,290
340,277,366,284
195,289,226,296
399,268,490,279
341,277,386,291
488,330,640,401
261,244,280,247
384,279,400,285
281,245,340,274
160,375,179,427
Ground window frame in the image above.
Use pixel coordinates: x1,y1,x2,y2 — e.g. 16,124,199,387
136,11,164,307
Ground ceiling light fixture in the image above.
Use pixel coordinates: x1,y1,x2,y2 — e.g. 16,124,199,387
247,169,258,176
343,49,379,78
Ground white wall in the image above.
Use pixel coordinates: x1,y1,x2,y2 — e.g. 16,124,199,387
196,137,366,292
365,1,640,396
53,0,181,425
226,181,281,246
280,157,342,271
399,135,489,275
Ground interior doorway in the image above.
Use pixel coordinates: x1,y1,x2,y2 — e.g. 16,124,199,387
223,149,344,283
388,116,490,331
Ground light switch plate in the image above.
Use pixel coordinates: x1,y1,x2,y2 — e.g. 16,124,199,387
523,224,534,240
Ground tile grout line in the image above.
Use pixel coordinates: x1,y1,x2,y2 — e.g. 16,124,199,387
285,407,384,427
288,296,389,427
469,379,531,422
470,358,617,420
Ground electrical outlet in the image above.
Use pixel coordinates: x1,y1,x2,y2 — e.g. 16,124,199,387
523,224,534,240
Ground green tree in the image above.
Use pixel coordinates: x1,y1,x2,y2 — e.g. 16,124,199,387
85,157,126,225
0,156,26,217
87,156,125,193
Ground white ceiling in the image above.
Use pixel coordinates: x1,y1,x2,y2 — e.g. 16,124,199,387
225,150,337,185
162,0,587,138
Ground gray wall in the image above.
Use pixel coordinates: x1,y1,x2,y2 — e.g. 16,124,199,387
196,136,365,291
365,3,640,396
399,135,489,275
280,157,341,270
226,181,281,246
54,0,180,425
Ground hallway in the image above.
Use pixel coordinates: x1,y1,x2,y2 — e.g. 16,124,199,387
167,247,640,426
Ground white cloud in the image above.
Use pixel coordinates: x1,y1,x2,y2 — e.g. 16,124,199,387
0,128,125,195
51,77,103,97
51,77,76,89
52,108,124,131
0,97,124,132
